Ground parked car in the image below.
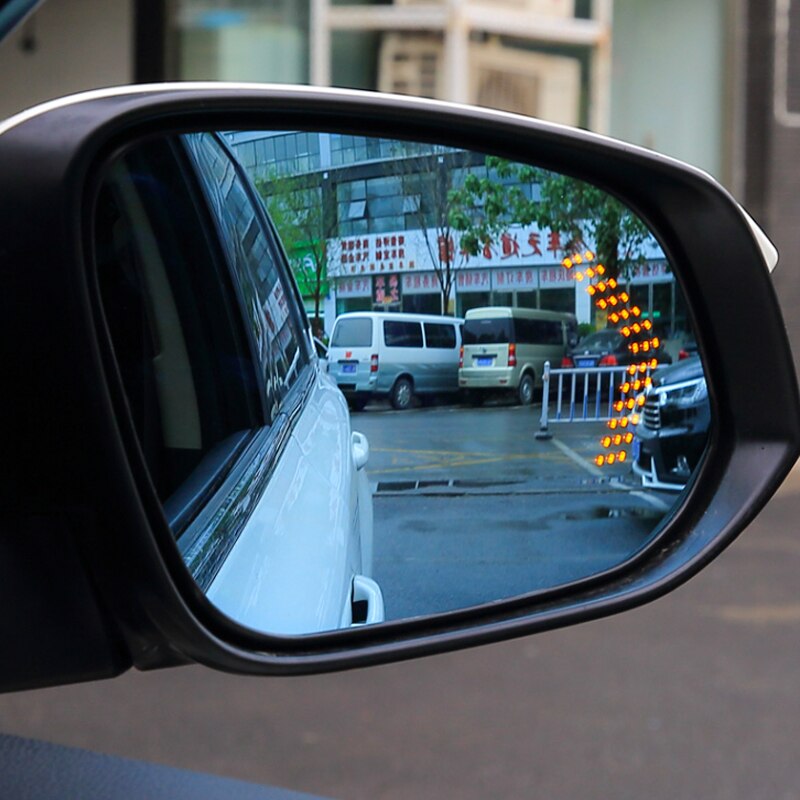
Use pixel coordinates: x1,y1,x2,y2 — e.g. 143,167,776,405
328,311,463,410
562,327,672,369
459,306,577,405
632,355,710,491
677,336,699,360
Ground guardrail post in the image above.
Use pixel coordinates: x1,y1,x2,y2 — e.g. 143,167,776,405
535,360,553,440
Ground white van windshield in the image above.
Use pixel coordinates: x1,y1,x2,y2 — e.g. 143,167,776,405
463,318,514,345
331,318,373,347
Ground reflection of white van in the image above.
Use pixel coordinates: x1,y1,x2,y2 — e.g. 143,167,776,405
328,312,464,410
459,307,577,405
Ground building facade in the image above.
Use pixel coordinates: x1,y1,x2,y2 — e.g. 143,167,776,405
228,130,684,338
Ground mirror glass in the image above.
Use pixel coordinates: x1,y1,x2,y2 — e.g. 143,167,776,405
94,128,709,635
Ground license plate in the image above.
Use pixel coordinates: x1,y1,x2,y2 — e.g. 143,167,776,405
341,363,356,374
575,358,595,368
632,438,640,461
476,357,493,367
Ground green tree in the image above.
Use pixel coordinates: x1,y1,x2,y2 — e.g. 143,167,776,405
449,156,651,279
256,172,333,334
392,146,467,315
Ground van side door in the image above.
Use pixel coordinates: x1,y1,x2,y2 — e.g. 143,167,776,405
381,319,424,393
423,321,460,392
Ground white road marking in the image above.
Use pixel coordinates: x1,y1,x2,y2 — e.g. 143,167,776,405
550,437,604,478
552,437,670,510
629,490,671,511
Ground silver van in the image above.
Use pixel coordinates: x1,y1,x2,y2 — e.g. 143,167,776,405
328,312,464,410
459,307,577,405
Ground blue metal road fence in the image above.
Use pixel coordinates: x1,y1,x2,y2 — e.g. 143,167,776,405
537,361,629,438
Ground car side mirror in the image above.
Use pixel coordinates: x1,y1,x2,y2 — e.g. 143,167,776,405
0,84,797,690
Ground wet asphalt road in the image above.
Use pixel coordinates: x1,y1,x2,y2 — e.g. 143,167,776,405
1,412,799,798
353,402,670,619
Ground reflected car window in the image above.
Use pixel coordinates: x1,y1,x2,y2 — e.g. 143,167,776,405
93,137,258,526
183,132,310,421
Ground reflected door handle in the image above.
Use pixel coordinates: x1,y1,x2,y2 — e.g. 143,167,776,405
352,575,385,626
351,430,369,471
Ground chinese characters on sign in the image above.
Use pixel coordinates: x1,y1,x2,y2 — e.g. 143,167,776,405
455,271,491,291
327,224,575,278
632,260,671,281
538,266,575,287
403,272,448,294
492,268,538,290
331,233,411,276
335,276,372,298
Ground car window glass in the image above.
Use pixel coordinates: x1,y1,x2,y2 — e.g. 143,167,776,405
331,317,373,347
462,317,514,344
580,330,622,351
182,132,310,421
530,320,563,345
383,320,423,347
93,138,258,527
424,322,457,349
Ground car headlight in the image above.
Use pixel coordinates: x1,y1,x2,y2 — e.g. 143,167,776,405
665,377,708,408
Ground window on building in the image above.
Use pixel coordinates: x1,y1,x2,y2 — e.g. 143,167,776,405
516,291,538,308
457,292,491,317
539,288,574,314
168,2,310,86
403,194,421,214
347,199,367,220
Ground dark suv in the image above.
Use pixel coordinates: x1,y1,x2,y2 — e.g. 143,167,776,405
632,355,710,490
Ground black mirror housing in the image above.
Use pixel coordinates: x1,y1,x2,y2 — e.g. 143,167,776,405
0,84,797,690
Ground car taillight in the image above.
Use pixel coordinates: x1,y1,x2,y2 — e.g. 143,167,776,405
599,354,618,366
459,346,464,368
678,349,689,360
370,354,379,372
508,343,517,367
561,356,574,368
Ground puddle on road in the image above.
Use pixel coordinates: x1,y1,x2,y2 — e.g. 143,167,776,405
562,506,663,522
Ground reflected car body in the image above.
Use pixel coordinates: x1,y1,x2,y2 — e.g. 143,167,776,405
313,337,329,371
564,328,672,369
205,376,380,634
632,355,710,490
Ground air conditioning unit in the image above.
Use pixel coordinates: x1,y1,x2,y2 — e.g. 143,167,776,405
378,33,445,99
393,0,575,16
470,38,581,124
378,34,581,126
